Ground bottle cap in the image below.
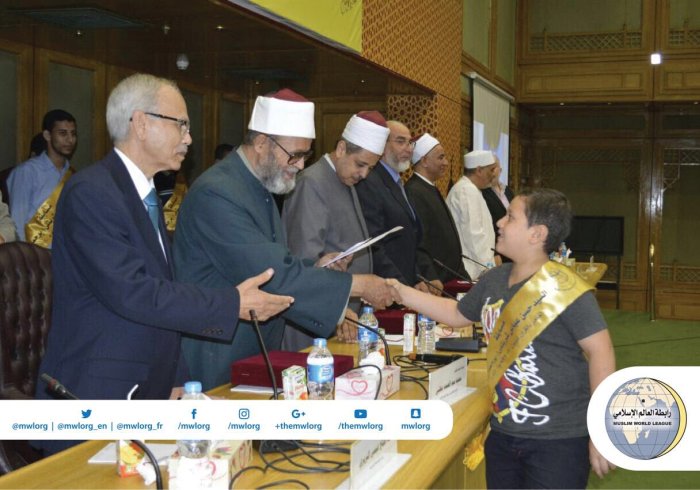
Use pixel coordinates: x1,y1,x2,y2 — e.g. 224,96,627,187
361,305,373,314
184,381,202,394
418,314,432,322
313,338,327,348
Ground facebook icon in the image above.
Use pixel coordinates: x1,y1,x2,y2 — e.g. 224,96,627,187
191,408,197,420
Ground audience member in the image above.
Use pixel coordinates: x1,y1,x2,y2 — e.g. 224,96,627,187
8,110,77,247
482,160,514,236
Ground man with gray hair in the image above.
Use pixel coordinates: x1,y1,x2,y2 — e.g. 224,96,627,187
36,74,293,455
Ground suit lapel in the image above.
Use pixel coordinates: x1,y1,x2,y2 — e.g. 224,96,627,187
377,164,415,223
104,151,172,278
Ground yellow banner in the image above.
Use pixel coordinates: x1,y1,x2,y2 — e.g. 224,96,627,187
251,0,362,52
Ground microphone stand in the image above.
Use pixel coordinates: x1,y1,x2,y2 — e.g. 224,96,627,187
416,274,458,300
41,374,163,490
461,254,489,270
343,316,391,367
432,258,473,284
249,310,279,400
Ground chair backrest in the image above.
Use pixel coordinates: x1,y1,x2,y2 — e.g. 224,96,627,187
0,242,52,398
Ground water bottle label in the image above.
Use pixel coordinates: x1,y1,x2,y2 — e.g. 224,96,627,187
358,328,378,342
308,363,334,383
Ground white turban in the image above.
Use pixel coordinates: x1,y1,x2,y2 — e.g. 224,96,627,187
411,133,440,164
248,88,315,138
464,150,495,169
341,111,390,155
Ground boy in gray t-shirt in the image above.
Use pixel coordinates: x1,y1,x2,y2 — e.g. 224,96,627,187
387,188,616,488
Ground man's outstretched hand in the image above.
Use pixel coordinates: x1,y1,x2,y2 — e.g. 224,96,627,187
236,268,294,321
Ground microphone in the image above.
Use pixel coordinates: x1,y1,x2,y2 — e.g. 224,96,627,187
249,310,279,400
432,258,473,284
39,374,163,489
343,316,391,366
461,254,489,270
416,274,458,300
41,373,79,400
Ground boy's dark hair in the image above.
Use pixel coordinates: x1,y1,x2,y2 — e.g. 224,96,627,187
214,143,233,160
519,188,572,254
42,109,76,132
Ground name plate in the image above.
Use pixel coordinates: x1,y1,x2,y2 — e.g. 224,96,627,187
339,440,410,489
428,357,473,404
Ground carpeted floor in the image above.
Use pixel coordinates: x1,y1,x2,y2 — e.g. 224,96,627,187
587,310,700,489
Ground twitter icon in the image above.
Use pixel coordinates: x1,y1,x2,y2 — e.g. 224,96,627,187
81,409,92,419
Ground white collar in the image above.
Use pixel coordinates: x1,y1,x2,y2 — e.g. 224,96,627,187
114,148,155,200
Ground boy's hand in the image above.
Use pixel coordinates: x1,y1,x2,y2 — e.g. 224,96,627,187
589,440,615,478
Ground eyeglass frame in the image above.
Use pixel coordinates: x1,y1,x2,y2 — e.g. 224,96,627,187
266,135,314,165
130,112,191,136
390,136,415,148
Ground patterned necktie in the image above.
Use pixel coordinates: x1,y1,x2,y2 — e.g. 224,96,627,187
143,188,160,235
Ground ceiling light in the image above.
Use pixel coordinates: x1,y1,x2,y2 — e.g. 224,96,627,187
650,53,662,65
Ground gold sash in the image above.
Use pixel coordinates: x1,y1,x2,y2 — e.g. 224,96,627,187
163,172,188,232
25,167,74,248
464,261,593,471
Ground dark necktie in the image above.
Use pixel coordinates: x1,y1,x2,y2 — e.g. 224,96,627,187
143,188,161,236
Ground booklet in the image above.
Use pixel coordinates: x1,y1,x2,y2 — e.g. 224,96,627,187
321,226,403,268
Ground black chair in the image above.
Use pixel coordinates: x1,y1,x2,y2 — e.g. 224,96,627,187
0,242,52,474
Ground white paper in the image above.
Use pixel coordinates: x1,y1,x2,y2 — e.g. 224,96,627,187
88,442,177,465
338,440,411,489
321,226,403,267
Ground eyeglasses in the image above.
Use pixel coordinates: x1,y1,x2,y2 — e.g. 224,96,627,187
391,136,415,148
142,112,190,136
267,135,314,165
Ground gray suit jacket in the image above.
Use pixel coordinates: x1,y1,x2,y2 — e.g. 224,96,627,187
282,155,371,276
281,155,371,349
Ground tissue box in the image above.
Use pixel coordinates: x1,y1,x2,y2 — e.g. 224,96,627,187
334,365,400,400
168,440,252,489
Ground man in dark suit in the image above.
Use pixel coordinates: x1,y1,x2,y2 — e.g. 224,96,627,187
355,120,440,294
405,133,469,283
36,73,292,455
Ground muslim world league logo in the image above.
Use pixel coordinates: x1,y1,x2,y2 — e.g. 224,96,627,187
605,378,687,460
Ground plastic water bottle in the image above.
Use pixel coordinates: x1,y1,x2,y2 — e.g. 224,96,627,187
357,305,380,363
176,381,210,459
307,338,334,400
416,314,436,354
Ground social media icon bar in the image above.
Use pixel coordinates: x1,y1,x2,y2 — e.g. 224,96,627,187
0,400,452,440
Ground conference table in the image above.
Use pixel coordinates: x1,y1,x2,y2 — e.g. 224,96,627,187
0,340,490,489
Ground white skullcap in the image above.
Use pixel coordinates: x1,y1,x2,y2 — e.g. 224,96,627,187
341,111,390,155
464,150,495,169
411,133,440,164
248,88,315,139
